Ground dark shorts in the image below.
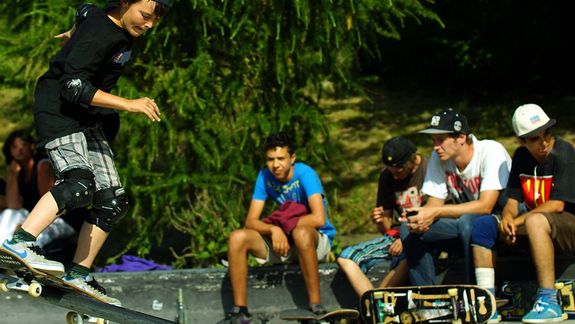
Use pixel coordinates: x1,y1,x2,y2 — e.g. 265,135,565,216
539,211,575,254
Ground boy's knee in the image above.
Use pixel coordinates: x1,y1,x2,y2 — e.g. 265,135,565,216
524,213,550,234
292,226,316,247
228,229,250,248
50,168,95,213
470,216,498,250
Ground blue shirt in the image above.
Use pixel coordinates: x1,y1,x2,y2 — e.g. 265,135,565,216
252,162,336,244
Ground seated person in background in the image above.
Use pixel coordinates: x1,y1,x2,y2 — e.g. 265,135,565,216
337,136,428,297
218,132,336,324
0,130,78,248
403,108,511,286
472,104,575,323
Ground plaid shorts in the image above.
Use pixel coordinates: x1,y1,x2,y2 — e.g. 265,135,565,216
44,126,122,191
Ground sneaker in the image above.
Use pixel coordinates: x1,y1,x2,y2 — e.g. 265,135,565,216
1,240,65,276
309,303,328,316
63,275,122,307
216,306,252,324
522,297,564,323
488,308,501,323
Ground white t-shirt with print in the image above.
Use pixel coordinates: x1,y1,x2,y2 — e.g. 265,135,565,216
421,134,511,203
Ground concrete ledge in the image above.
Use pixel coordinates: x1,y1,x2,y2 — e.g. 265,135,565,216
2,256,575,323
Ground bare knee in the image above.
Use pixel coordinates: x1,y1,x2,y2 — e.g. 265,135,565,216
292,225,316,250
337,257,353,269
228,229,253,252
524,213,551,236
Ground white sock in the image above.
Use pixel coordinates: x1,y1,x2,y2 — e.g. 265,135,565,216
475,267,495,290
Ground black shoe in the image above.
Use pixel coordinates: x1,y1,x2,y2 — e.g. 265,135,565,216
217,306,252,324
309,303,328,316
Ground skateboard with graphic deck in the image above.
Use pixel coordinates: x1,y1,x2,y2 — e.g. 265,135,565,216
499,280,573,320
280,308,360,323
360,285,496,323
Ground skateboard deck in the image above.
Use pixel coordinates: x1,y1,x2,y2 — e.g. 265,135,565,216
0,248,175,323
360,285,496,323
280,308,359,322
499,280,574,320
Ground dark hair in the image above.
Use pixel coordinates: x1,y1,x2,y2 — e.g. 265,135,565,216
122,0,170,17
2,129,35,165
264,132,295,155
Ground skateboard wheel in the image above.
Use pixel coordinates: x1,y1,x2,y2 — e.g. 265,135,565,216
28,282,42,297
448,288,458,297
0,280,8,292
556,282,565,289
452,320,462,324
66,312,84,324
95,318,108,324
399,311,414,324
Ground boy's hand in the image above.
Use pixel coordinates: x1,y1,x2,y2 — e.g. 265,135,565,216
126,97,162,122
370,206,385,224
500,214,517,245
388,239,403,256
9,160,21,175
270,226,290,256
54,27,75,46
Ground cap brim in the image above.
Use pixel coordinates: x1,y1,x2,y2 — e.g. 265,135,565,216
519,119,556,138
418,128,455,134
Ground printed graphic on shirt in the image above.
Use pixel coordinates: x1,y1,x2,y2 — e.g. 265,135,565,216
395,185,422,211
113,50,131,65
520,173,553,210
266,179,303,204
445,172,481,202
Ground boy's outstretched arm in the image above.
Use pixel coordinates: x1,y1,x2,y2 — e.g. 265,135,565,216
91,89,162,122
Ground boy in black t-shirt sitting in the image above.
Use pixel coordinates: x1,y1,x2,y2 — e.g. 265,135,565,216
471,104,575,323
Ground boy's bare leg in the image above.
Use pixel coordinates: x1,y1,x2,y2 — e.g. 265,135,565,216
292,225,321,305
73,223,109,268
227,229,268,307
525,213,555,289
20,192,59,236
472,246,496,268
337,257,374,296
379,258,409,288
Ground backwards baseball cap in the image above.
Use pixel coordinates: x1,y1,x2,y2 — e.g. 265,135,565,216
153,0,173,7
382,136,417,167
512,104,556,138
418,108,470,134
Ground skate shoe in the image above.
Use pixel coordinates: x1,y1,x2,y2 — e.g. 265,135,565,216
0,240,65,276
522,296,564,323
63,274,122,307
488,308,501,323
216,306,252,324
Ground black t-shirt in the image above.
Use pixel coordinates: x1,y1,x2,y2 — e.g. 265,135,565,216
34,3,132,146
377,154,429,218
506,137,575,214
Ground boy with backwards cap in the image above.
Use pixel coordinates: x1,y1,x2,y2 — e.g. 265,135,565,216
403,108,511,288
472,104,575,323
337,136,428,297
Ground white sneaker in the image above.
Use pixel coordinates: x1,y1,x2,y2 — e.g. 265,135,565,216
63,275,122,307
1,240,65,276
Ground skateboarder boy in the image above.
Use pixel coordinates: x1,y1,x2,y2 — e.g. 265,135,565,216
0,0,171,305
403,108,511,286
337,136,428,296
471,104,575,323
218,132,336,323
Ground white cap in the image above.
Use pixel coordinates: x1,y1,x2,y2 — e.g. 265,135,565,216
512,104,556,138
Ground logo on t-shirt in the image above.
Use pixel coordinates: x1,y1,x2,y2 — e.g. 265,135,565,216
113,50,131,65
395,186,422,210
445,172,481,202
520,174,553,210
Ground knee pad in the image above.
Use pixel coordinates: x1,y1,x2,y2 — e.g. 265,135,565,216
50,168,95,213
87,187,129,232
470,216,499,250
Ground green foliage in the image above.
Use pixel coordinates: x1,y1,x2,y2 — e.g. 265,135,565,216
0,0,439,267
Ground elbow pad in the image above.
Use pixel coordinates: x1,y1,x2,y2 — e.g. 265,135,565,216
75,4,97,27
61,78,97,106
